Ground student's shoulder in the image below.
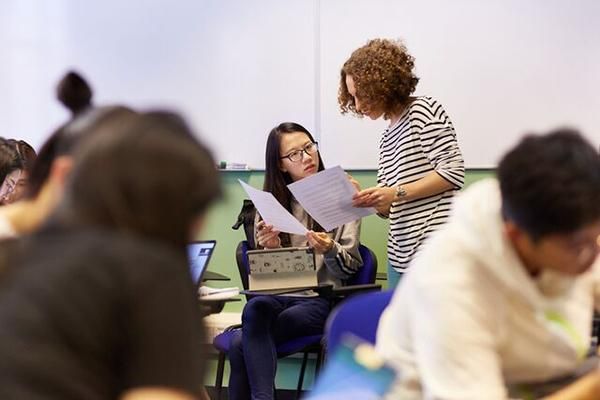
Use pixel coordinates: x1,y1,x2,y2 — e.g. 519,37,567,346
410,239,492,295
408,96,448,121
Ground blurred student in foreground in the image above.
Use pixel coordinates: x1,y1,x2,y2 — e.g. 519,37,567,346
376,129,600,399
0,111,221,400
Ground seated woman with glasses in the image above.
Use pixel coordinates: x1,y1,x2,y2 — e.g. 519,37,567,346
228,122,363,400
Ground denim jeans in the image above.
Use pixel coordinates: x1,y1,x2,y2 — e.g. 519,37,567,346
228,295,330,400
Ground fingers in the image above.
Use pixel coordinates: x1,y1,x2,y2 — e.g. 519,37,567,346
352,191,379,207
257,221,280,248
346,173,361,192
352,187,379,206
306,231,334,253
257,221,275,235
260,230,279,242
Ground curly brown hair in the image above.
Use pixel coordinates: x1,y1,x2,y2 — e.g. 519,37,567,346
338,38,419,119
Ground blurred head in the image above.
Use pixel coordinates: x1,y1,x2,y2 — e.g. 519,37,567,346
11,140,36,170
26,106,136,200
1,140,37,204
339,38,419,120
0,139,24,203
499,129,600,275
59,110,221,249
56,70,93,116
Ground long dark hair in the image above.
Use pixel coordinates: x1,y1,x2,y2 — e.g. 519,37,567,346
58,111,222,250
263,122,325,244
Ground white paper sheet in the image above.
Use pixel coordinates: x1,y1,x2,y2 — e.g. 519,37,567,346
239,180,308,235
287,166,376,231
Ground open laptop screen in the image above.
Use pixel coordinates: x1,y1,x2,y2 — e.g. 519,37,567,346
187,240,216,286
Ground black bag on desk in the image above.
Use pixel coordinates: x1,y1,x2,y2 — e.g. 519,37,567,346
232,199,256,249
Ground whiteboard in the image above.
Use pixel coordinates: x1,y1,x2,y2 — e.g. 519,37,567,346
319,0,600,168
1,0,599,169
0,0,317,170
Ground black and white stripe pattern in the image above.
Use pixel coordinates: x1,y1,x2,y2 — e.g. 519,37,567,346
378,97,464,272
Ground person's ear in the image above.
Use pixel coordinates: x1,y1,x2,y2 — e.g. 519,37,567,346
48,156,74,186
504,220,536,250
504,220,522,243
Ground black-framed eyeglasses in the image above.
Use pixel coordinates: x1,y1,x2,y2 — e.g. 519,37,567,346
280,142,318,162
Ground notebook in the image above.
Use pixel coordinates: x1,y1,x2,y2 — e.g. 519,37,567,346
246,246,318,291
186,240,217,287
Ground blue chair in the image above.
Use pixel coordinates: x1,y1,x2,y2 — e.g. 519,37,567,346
325,290,394,356
212,240,379,399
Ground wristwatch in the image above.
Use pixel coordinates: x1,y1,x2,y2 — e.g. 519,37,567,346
395,184,407,200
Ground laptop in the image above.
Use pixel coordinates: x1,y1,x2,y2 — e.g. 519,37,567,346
186,240,217,288
246,246,318,292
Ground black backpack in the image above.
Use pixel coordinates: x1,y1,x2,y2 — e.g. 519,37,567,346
231,199,256,249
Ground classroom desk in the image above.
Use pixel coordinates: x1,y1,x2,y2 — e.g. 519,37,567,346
199,297,240,316
202,270,231,281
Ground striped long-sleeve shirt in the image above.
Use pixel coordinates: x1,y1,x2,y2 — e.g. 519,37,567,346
378,96,464,271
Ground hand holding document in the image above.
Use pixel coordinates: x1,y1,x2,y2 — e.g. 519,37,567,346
239,180,308,235
288,166,376,231
239,166,375,234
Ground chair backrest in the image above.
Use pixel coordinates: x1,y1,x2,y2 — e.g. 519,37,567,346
325,290,394,355
231,200,257,249
235,240,251,291
346,244,378,286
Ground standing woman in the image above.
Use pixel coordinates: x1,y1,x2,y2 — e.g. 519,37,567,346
228,122,362,400
339,38,465,287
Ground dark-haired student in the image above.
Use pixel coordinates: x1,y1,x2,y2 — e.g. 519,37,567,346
0,111,220,400
0,106,136,242
376,129,600,399
0,138,24,206
0,139,37,205
227,122,363,400
339,38,465,288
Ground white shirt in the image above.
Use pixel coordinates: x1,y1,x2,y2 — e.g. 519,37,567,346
376,179,600,399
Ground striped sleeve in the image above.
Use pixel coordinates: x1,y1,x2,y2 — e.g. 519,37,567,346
418,102,465,189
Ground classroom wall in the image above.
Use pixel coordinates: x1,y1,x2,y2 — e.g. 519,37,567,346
199,169,493,313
